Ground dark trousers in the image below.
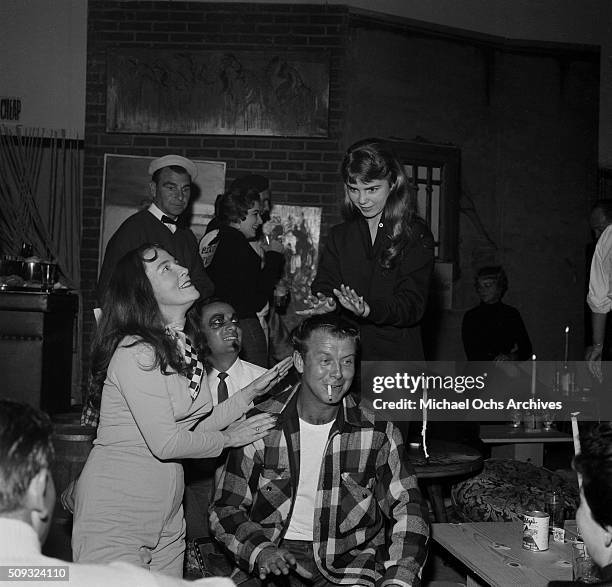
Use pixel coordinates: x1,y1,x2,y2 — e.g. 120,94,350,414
234,540,336,586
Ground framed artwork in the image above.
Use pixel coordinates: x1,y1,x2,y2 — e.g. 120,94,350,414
107,49,330,137
264,204,322,331
98,154,225,274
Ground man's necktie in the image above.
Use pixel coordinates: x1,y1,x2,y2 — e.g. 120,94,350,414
217,372,229,403
161,215,177,225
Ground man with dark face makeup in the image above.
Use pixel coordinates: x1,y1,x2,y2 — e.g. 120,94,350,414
184,300,268,556
199,300,267,398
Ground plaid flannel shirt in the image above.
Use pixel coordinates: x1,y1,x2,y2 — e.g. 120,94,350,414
210,385,430,587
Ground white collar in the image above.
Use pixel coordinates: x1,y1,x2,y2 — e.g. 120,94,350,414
0,518,41,555
148,203,176,232
209,356,241,379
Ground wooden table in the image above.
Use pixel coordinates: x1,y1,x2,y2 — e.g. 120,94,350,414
480,424,572,466
432,522,573,586
406,439,483,522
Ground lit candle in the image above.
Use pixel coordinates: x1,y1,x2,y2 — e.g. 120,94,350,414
531,354,537,396
564,326,570,363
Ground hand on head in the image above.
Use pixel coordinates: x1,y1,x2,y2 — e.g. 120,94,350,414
243,356,293,401
296,292,337,316
333,284,370,318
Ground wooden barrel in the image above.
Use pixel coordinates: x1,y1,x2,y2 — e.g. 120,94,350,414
51,419,96,503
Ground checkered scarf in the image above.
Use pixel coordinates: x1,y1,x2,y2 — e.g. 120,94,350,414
165,324,204,401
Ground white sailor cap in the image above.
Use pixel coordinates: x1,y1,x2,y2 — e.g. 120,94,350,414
148,155,198,180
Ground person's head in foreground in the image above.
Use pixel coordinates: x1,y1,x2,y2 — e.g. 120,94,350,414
341,138,418,269
574,422,612,569
0,399,55,543
148,154,198,219
291,313,359,413
474,265,507,305
93,244,200,393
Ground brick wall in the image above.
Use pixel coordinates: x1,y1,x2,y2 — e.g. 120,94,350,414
82,1,349,396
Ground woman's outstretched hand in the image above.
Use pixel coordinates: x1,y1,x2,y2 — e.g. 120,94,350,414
223,412,277,448
295,292,336,316
333,284,370,318
242,356,293,403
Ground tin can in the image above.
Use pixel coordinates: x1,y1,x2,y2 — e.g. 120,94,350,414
522,511,550,551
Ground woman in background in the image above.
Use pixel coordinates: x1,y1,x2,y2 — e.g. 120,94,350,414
302,138,434,361
206,190,285,367
72,243,291,575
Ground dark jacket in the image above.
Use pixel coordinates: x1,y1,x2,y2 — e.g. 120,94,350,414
206,225,284,319
462,301,532,361
311,215,434,361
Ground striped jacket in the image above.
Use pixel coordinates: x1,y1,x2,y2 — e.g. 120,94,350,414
210,384,430,586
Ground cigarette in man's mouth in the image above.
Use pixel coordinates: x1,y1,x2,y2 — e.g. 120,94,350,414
327,384,332,402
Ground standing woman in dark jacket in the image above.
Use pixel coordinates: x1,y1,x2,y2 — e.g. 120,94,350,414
303,138,434,361
206,190,284,367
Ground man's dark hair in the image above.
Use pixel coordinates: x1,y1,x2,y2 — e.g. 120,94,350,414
474,265,508,295
291,314,360,357
151,165,190,185
216,190,259,225
0,399,54,513
592,200,612,222
574,422,612,529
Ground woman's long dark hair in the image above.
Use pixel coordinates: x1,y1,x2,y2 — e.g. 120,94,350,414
341,138,419,271
89,244,194,402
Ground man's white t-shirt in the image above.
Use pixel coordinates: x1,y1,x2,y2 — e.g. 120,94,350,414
284,418,334,541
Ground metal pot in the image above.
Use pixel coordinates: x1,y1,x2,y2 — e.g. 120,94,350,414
21,261,57,286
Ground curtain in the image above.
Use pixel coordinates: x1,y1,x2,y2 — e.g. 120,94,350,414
0,125,82,289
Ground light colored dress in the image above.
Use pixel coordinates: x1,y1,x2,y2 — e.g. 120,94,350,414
72,335,248,576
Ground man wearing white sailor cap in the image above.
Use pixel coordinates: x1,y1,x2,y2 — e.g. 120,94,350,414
96,155,214,304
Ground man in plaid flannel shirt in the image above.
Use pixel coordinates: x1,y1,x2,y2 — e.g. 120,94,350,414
210,314,429,586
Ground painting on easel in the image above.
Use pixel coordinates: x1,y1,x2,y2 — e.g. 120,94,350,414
107,50,330,137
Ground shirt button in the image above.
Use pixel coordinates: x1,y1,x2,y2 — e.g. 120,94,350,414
266,487,272,492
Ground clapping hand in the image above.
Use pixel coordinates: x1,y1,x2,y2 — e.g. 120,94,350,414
296,292,337,316
333,284,370,318
256,547,313,581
